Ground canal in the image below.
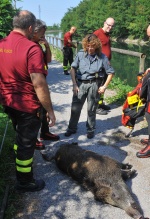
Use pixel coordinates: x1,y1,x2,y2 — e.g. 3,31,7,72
46,31,150,87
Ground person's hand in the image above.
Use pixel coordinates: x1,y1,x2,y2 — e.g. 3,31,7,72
72,84,79,95
46,111,56,127
145,68,150,75
39,36,49,48
98,85,106,94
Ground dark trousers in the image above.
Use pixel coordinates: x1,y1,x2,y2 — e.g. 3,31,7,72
145,112,150,139
67,81,100,133
63,47,73,71
4,106,41,183
40,107,49,134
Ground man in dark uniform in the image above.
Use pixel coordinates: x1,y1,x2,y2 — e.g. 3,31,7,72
0,10,56,192
63,26,77,75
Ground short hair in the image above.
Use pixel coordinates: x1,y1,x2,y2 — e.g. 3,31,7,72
13,10,36,30
34,19,47,32
82,34,102,56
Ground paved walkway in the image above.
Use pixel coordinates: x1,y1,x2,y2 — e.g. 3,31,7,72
14,59,150,219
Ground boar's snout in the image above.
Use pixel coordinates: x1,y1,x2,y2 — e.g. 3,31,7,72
125,202,143,219
139,217,149,219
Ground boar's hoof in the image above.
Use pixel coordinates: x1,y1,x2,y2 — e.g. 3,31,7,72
139,217,149,219
41,152,54,162
121,169,137,180
122,163,133,170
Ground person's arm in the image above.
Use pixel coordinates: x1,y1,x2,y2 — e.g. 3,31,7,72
145,68,150,75
70,67,79,95
68,39,76,48
140,72,150,99
98,74,114,94
40,37,52,63
30,73,56,126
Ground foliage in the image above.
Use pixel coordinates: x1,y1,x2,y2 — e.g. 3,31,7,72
50,46,63,63
47,24,60,31
60,0,150,40
0,0,18,38
106,77,133,104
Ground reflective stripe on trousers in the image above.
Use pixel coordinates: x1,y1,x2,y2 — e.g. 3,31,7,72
4,106,41,183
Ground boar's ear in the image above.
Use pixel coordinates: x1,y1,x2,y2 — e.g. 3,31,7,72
94,185,112,203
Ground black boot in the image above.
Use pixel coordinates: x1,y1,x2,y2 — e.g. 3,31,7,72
15,178,45,192
64,70,69,75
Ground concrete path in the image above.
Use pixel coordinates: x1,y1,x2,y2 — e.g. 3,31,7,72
14,59,150,219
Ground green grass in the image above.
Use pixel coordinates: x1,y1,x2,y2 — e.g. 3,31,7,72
0,105,18,219
106,77,133,105
50,46,63,63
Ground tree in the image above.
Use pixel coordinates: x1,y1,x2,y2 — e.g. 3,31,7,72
60,0,150,40
0,0,17,38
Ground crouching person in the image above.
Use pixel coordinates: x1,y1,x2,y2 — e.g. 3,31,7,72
65,34,115,139
0,10,56,192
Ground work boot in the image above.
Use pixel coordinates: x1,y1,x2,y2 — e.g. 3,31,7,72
35,139,45,150
87,132,94,139
140,138,148,145
15,179,45,192
64,71,69,75
96,108,108,115
64,130,76,137
98,103,111,110
136,144,150,158
40,132,60,141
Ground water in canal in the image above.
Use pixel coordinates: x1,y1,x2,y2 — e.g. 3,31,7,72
47,31,150,87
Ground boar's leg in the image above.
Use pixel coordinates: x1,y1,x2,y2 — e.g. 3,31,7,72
121,163,133,170
94,185,112,203
121,169,137,180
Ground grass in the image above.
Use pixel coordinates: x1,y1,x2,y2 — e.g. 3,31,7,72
106,77,133,105
0,105,18,219
50,46,63,63
50,46,134,105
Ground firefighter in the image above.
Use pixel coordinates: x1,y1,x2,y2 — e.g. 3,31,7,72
0,11,56,192
93,17,115,115
63,26,77,75
32,19,60,150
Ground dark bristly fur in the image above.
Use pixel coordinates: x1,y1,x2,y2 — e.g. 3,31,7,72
52,143,147,219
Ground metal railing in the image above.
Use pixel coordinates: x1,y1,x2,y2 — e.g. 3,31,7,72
46,35,146,72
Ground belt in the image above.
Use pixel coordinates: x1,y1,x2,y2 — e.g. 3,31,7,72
78,78,101,84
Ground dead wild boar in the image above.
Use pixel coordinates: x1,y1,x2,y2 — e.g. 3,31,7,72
49,143,148,219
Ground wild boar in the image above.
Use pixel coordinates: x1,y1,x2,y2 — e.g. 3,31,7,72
48,143,148,219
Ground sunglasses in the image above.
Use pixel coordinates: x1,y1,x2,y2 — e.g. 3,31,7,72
105,22,114,28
